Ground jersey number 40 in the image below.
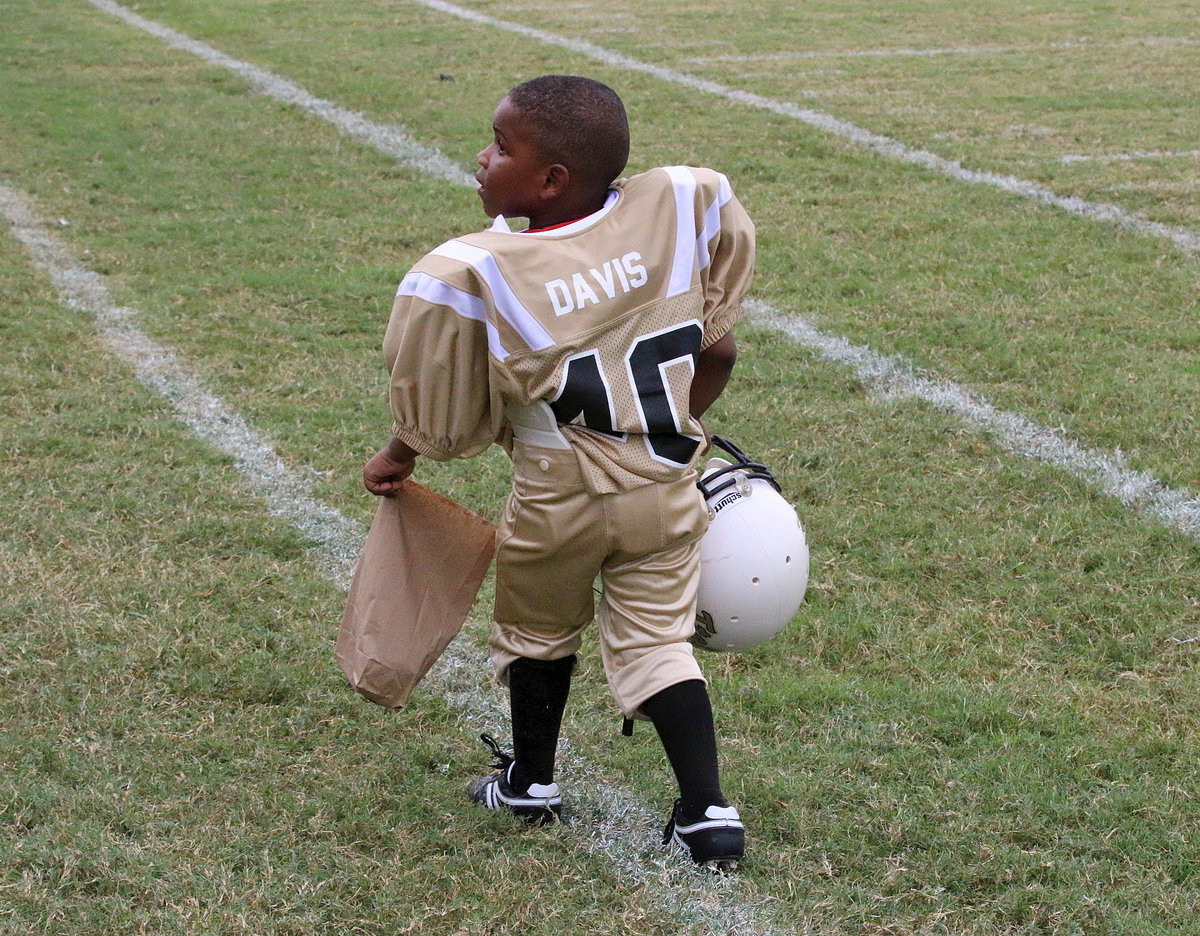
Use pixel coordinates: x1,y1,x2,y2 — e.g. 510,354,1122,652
549,320,704,468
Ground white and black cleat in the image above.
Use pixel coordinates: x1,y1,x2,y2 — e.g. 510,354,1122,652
468,733,562,825
663,800,744,872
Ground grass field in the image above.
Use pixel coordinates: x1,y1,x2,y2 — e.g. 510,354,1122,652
2,1,1199,933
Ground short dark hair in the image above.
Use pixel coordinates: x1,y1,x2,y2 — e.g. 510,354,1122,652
506,75,629,188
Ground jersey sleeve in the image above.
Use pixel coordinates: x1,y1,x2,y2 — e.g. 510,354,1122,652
694,169,756,348
382,268,503,461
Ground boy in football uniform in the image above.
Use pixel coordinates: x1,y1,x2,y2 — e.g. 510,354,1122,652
363,75,755,869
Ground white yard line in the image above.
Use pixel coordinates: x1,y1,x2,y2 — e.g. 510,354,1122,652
87,0,475,189
746,301,1200,541
685,35,1198,64
0,187,364,591
406,0,1199,256
88,0,1200,257
79,0,1200,543
1059,148,1200,164
1,182,786,932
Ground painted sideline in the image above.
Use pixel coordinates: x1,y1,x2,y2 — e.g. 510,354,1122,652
0,187,363,589
87,0,474,188
746,301,1200,541
409,0,1199,256
686,35,1198,63
87,0,1199,256
1059,149,1200,165
82,0,1200,544
0,183,788,931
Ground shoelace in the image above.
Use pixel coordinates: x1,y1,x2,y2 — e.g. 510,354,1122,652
479,732,514,774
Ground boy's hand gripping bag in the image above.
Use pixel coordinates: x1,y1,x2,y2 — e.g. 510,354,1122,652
336,482,496,708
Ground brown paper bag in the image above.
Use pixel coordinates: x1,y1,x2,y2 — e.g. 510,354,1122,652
336,482,497,708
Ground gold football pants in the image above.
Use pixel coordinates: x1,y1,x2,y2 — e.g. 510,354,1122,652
491,438,708,718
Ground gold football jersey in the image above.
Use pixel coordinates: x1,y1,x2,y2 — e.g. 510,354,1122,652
383,166,755,493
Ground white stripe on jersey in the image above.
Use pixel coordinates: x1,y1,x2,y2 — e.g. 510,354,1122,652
431,239,556,352
397,271,510,361
662,166,699,298
696,172,734,272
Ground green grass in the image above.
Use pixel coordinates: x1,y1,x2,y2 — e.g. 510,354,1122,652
3,1,1200,933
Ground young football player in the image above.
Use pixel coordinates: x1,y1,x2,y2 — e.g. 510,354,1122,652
362,75,755,869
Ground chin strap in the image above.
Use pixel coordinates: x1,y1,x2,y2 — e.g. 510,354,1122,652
697,435,781,500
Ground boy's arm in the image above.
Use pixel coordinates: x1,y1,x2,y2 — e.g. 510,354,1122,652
363,261,504,499
690,331,738,419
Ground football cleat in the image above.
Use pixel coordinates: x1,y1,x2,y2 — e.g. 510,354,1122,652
467,733,562,825
663,799,745,872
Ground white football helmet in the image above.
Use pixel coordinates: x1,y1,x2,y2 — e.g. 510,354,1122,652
692,436,809,652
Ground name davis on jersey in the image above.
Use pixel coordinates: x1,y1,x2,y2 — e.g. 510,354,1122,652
545,252,649,316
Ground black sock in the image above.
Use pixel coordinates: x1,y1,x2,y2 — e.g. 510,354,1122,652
507,655,574,791
640,679,726,820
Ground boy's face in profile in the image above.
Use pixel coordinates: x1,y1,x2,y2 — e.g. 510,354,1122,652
475,96,554,220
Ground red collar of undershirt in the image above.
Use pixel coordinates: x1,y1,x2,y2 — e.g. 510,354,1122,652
522,216,588,233
516,188,620,233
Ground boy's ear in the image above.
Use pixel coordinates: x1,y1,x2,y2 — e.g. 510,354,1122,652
541,163,570,199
